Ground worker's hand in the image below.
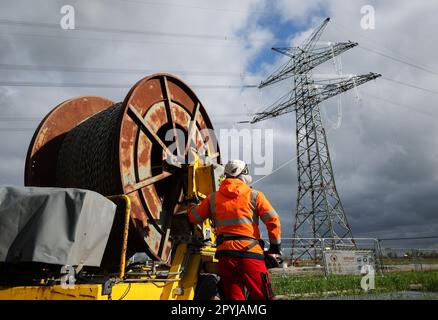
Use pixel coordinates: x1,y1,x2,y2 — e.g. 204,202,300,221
264,251,283,269
178,197,200,206
267,243,282,255
265,242,283,269
175,197,200,214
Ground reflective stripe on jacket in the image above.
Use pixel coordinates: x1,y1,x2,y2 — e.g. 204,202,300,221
188,178,281,258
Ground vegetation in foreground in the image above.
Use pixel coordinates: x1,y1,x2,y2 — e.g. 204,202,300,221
270,270,438,299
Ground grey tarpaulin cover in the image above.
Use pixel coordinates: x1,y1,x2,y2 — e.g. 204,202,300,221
0,186,116,267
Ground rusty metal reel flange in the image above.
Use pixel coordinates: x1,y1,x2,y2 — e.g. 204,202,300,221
25,96,115,187
119,73,220,262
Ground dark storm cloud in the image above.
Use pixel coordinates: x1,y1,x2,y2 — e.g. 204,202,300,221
1,0,437,250
277,0,438,248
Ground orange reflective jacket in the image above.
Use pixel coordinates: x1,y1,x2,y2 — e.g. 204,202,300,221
188,178,281,258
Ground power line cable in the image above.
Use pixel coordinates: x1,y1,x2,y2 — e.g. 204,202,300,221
98,0,263,15
0,18,264,43
362,91,438,119
332,21,436,72
251,87,438,186
0,117,40,121
0,63,244,77
382,77,438,96
359,45,438,77
0,128,35,132
0,112,248,122
0,80,258,89
249,75,438,185
251,116,344,186
0,31,247,49
251,156,296,186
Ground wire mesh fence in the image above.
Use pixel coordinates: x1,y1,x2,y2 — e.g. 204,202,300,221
265,237,438,299
379,248,438,272
263,237,438,272
264,238,383,274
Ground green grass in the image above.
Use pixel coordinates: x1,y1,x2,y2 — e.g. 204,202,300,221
270,270,438,299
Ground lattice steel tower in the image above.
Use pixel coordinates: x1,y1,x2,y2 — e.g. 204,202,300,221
251,18,381,262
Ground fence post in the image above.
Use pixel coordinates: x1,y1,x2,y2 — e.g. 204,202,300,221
413,249,422,272
321,238,329,278
375,238,385,276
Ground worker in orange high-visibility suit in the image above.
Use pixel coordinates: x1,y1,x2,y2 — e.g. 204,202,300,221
188,159,281,300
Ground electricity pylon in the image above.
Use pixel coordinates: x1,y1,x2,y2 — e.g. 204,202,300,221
251,17,381,263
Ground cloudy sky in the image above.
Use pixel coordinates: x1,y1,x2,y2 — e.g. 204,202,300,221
1,0,438,249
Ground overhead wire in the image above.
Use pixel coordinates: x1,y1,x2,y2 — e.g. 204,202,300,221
358,45,438,77
250,90,348,186
0,19,232,41
205,20,438,184
99,0,265,15
2,17,438,131
251,156,296,186
0,63,244,77
331,21,436,73
0,18,267,43
251,83,438,185
0,128,35,132
361,91,438,119
2,11,437,197
0,80,258,89
3,19,437,90
0,112,248,122
0,31,248,49
381,77,438,96
250,83,438,186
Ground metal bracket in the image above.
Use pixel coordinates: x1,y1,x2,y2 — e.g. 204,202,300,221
102,278,116,297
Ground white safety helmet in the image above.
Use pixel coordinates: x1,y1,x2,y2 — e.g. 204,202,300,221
224,159,252,184
224,159,248,177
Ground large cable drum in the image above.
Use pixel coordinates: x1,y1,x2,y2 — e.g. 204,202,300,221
25,74,220,264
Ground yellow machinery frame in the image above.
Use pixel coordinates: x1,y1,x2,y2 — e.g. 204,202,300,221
0,162,219,300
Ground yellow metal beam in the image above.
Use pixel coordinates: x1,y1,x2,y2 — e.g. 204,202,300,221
107,194,131,280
